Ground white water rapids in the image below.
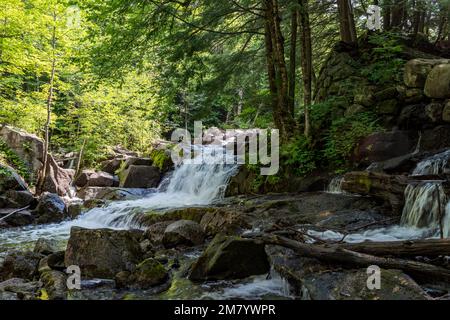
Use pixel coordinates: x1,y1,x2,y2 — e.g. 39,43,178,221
0,145,239,252
316,150,450,242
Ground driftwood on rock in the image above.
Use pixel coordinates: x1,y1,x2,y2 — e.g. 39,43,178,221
248,233,450,283
342,239,450,258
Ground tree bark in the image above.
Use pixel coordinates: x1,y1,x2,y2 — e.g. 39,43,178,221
37,13,57,195
337,0,357,44
298,0,312,138
382,0,392,31
250,234,450,283
342,239,450,258
288,8,298,117
263,0,296,140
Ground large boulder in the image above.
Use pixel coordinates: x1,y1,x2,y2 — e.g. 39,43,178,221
119,165,161,189
3,190,35,208
64,227,143,279
42,155,75,197
34,238,59,256
0,208,34,227
35,193,67,224
0,278,41,300
0,125,44,182
74,169,95,188
143,221,174,246
341,172,408,214
200,209,250,236
301,269,430,300
421,125,450,151
189,234,270,281
115,258,168,290
425,64,450,99
162,220,205,248
404,58,449,88
100,158,124,175
398,104,429,129
39,271,67,300
0,164,28,194
0,251,43,281
353,131,418,166
87,172,119,188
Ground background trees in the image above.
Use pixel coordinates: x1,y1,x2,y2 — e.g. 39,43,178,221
1,0,450,167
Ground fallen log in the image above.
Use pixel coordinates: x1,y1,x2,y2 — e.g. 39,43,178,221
249,233,450,283
341,239,450,258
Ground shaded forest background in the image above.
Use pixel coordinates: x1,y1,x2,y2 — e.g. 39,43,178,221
1,0,450,176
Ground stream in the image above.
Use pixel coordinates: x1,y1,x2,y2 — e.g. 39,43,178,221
1,146,450,299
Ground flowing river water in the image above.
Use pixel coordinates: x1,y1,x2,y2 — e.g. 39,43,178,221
1,146,450,299
0,146,294,299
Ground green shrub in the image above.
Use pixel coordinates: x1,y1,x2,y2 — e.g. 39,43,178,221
281,137,317,176
360,33,405,85
323,112,382,169
0,140,31,182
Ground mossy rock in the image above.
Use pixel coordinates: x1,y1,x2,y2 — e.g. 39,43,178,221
189,233,270,281
138,207,214,227
150,149,174,172
133,258,168,289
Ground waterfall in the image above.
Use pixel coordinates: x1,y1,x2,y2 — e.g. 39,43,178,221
400,150,450,237
74,145,239,228
412,150,450,176
401,183,447,231
326,176,344,194
0,145,239,250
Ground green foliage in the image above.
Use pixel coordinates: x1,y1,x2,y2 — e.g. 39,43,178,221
0,140,31,182
323,112,382,169
281,137,317,176
360,33,405,85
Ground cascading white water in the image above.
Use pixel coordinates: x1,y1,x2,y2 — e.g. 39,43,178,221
326,176,344,194
400,150,450,238
412,150,450,176
400,183,447,232
0,145,239,252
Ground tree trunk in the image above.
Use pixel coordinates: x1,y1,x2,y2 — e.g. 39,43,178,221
263,0,296,140
250,234,450,283
382,0,392,31
298,0,312,138
288,9,298,117
391,0,406,30
337,0,357,44
342,239,450,258
37,13,57,195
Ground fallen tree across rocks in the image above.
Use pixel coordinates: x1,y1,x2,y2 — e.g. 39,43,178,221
245,233,450,283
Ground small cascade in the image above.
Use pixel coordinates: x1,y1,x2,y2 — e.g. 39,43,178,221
400,149,450,237
401,183,447,231
412,149,450,176
0,144,239,252
326,176,345,194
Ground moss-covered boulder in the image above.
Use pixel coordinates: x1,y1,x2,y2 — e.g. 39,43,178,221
150,149,174,173
189,234,270,281
425,64,450,99
133,258,168,288
65,227,143,279
115,258,168,289
39,270,67,300
404,58,449,88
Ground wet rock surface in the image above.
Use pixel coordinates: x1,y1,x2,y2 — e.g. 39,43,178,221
64,227,144,279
